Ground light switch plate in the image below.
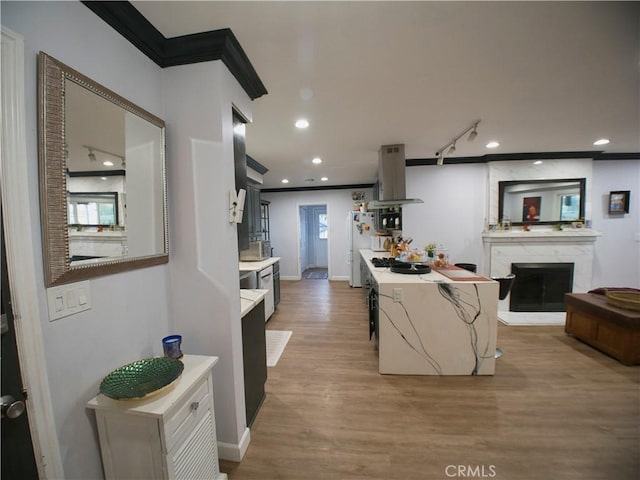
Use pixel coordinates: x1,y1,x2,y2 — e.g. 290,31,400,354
47,280,91,321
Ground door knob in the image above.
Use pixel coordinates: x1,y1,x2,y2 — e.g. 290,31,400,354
1,395,26,419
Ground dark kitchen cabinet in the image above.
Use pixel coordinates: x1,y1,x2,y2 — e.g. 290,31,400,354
260,200,270,242
246,184,262,242
241,300,267,427
273,260,280,307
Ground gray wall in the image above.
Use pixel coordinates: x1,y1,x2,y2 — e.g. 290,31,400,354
2,2,170,478
3,1,252,477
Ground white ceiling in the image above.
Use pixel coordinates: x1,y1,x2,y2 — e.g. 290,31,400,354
132,1,640,189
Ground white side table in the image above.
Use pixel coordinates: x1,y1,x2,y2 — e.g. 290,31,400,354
87,355,227,479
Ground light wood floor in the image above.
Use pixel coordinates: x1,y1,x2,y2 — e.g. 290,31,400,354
221,280,639,479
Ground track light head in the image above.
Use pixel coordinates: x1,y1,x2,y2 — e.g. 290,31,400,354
448,143,456,155
467,126,478,142
88,149,96,162
437,155,444,166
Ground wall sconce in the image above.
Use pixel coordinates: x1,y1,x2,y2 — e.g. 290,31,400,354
435,119,481,166
229,189,246,223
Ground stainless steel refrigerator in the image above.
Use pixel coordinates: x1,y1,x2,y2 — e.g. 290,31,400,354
347,211,374,287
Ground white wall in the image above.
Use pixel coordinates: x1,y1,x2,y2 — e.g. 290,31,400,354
262,189,372,280
273,160,638,290
404,163,489,270
592,159,640,287
162,60,252,456
2,2,170,478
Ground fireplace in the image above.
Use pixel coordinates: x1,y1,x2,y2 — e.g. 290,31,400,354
510,263,574,312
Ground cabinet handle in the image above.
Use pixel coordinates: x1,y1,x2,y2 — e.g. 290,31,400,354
190,401,199,412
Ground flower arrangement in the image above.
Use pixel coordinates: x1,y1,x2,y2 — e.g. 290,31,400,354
424,243,437,258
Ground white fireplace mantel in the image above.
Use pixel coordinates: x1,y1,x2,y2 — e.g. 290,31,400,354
482,229,602,324
482,229,602,244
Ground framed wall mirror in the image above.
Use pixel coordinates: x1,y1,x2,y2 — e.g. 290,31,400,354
498,178,586,226
38,52,168,286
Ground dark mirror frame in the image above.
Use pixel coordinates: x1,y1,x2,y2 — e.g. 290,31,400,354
498,178,586,226
38,52,168,286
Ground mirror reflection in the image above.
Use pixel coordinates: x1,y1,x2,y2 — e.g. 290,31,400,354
498,178,586,225
39,52,168,286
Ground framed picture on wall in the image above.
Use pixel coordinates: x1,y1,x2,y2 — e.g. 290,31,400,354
608,190,630,214
522,196,541,222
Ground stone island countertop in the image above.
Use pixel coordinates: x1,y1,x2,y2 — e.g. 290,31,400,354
360,249,499,376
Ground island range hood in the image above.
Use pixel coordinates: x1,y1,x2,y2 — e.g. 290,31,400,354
367,144,423,209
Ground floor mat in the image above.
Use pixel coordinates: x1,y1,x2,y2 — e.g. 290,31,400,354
302,268,328,279
265,330,292,367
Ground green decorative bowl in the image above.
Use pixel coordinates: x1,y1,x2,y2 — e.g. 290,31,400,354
99,357,184,400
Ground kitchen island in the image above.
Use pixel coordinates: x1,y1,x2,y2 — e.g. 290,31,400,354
361,250,499,375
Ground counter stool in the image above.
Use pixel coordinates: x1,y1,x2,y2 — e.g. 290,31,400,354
454,263,477,273
491,274,516,359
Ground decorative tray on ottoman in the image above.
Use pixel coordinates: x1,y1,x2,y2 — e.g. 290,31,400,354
605,290,640,312
99,357,184,400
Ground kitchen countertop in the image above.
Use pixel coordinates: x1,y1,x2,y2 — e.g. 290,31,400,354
239,257,280,272
240,289,268,317
360,249,493,285
360,249,498,376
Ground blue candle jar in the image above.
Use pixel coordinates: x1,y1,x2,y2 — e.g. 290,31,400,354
162,335,183,359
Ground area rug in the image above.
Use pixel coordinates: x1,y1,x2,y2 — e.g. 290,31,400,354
265,330,292,367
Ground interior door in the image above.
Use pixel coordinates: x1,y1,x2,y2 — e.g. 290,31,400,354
1,214,39,478
298,206,310,273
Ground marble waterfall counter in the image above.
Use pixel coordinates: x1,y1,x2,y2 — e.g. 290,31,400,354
360,250,499,375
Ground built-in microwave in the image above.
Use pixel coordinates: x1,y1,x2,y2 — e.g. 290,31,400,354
240,241,271,261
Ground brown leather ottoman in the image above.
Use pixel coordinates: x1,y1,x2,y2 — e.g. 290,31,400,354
565,293,640,366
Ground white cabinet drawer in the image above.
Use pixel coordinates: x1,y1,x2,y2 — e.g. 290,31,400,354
88,356,225,480
164,376,211,452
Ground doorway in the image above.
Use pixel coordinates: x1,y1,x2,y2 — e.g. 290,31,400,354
1,214,39,478
298,205,328,280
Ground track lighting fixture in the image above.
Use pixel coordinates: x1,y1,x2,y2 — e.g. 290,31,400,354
467,125,478,142
83,145,125,166
434,119,481,165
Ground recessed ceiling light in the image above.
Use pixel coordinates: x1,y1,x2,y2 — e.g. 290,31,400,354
295,119,309,129
312,157,322,164
486,141,500,149
103,160,114,167
533,160,543,165
281,179,289,184
321,177,328,182
100,177,108,180
593,138,610,146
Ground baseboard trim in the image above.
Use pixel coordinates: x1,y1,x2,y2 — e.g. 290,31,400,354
218,427,251,462
498,311,566,326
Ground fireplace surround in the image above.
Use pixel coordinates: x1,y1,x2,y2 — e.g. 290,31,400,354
482,229,601,324
510,262,574,312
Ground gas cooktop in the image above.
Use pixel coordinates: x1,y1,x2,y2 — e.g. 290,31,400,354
371,257,398,267
370,257,431,274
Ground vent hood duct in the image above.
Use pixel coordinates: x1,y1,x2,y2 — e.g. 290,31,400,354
367,144,423,209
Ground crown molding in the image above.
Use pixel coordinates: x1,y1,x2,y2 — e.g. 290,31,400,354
407,151,639,166
261,183,375,193
81,1,267,100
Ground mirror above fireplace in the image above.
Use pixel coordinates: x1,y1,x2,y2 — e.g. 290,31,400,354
498,178,586,226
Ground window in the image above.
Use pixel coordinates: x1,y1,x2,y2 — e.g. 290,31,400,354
68,192,118,226
559,194,579,221
318,213,328,239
